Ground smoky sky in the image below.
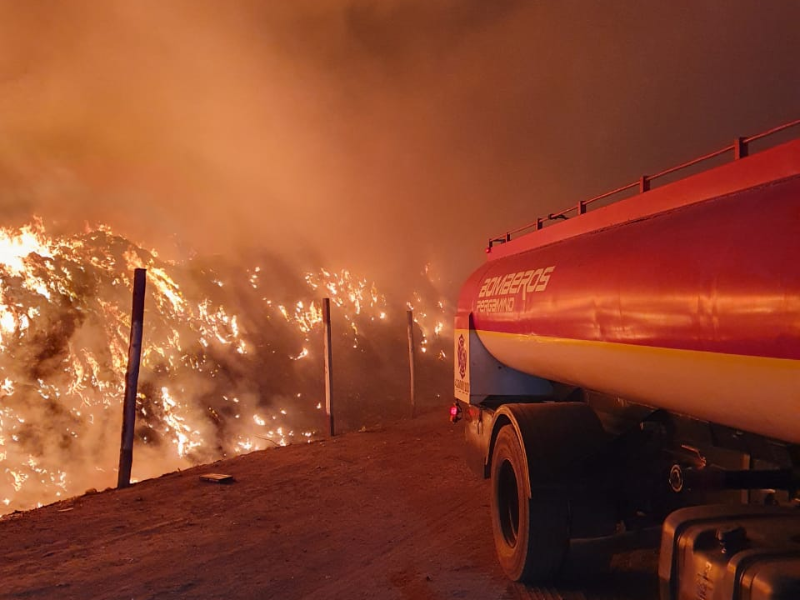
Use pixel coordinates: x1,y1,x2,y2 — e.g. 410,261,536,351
0,0,798,290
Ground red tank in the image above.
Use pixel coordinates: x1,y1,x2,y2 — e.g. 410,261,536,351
455,136,800,444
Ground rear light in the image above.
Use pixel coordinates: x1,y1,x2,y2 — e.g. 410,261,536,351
449,402,462,423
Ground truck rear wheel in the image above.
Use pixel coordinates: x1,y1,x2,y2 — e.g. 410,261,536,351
490,403,614,582
491,425,569,581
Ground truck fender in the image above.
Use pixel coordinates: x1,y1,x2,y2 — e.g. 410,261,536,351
486,402,608,498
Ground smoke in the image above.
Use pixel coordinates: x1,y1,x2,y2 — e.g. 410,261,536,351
0,0,798,511
0,222,451,513
0,1,797,287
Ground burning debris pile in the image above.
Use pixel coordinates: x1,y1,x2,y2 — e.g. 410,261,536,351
0,220,452,514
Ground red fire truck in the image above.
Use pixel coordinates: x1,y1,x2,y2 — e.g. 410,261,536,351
453,119,800,598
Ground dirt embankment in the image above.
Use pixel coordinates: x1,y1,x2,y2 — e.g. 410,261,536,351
0,409,658,600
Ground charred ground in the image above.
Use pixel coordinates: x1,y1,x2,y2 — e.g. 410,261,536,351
0,408,658,600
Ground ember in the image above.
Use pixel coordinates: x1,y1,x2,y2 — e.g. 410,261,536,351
0,220,451,514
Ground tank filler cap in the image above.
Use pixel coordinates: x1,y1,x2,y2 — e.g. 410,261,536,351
669,464,684,493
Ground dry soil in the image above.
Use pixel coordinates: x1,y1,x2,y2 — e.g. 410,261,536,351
0,409,659,600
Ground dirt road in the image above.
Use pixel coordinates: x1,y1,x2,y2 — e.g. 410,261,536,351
0,409,658,600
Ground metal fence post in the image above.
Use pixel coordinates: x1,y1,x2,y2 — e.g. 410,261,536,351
118,268,146,488
323,298,334,436
407,310,416,418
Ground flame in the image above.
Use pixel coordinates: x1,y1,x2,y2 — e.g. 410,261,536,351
291,348,309,361
0,219,452,515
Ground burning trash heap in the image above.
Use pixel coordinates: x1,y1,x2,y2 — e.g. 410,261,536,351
0,220,452,514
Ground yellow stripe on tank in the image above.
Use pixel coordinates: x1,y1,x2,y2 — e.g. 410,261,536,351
475,330,800,445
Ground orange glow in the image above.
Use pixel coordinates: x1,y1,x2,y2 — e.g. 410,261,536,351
0,220,451,514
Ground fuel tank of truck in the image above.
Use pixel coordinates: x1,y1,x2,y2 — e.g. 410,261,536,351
454,139,800,445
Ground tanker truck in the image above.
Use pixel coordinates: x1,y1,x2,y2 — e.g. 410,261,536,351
453,119,800,597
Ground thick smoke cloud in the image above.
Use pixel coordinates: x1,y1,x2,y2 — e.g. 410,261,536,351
0,0,798,513
1,1,798,289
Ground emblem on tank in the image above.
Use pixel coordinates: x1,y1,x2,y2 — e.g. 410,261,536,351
457,334,467,379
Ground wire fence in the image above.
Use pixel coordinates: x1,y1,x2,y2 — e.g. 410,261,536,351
116,275,432,488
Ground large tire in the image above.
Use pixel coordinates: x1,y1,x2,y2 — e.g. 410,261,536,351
491,425,569,581
490,403,615,582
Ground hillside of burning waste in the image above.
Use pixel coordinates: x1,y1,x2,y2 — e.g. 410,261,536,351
0,221,452,514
